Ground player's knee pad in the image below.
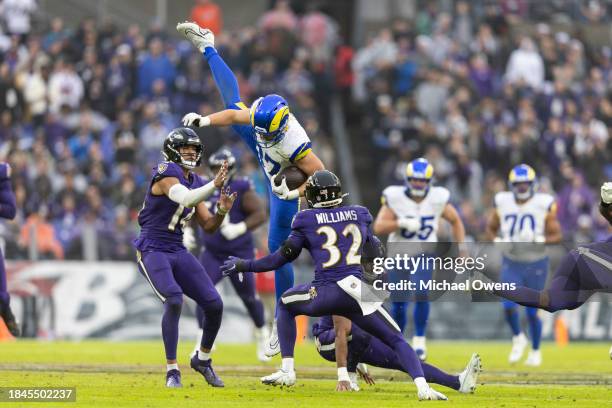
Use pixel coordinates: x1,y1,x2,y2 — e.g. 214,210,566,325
164,295,183,315
202,296,223,315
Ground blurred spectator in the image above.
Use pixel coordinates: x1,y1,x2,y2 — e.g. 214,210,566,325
259,0,298,32
190,0,223,35
19,205,65,260
48,59,84,112
505,37,544,89
0,0,37,38
137,38,176,96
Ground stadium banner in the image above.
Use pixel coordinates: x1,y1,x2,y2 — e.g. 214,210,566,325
5,259,612,341
5,261,258,342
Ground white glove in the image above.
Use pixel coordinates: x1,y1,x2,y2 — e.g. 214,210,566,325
182,112,210,128
415,378,447,401
517,227,535,243
220,221,247,241
601,182,612,204
397,217,420,233
183,226,197,251
271,174,300,200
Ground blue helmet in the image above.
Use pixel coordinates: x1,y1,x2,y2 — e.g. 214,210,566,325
508,164,537,200
250,94,290,148
405,158,434,198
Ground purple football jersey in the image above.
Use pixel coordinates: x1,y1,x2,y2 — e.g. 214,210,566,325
200,176,255,257
288,205,374,284
134,162,204,252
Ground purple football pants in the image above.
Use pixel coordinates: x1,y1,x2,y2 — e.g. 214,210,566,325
278,282,425,380
137,249,222,360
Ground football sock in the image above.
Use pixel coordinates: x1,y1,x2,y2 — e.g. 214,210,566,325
391,302,408,333
166,363,179,372
200,297,223,350
161,296,182,361
203,47,241,106
504,307,521,336
198,350,211,361
277,306,296,358
414,301,429,337
526,307,542,350
281,358,294,372
421,363,460,390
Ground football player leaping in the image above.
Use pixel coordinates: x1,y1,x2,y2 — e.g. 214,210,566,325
373,158,466,361
485,164,562,367
177,21,325,357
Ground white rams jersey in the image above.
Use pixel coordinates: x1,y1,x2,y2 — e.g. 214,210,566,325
382,185,450,243
495,191,555,261
249,102,312,183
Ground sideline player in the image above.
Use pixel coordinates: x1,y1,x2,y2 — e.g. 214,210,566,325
177,21,325,356
485,164,562,366
373,158,465,360
221,170,479,401
133,128,236,388
314,316,481,393
0,162,18,336
186,149,270,361
488,182,611,358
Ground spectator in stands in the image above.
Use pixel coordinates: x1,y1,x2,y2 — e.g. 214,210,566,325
19,205,64,260
190,0,223,35
0,0,37,39
505,37,544,89
137,38,176,97
48,59,84,112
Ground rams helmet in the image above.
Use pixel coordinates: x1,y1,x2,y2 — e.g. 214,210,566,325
250,94,290,148
405,158,434,198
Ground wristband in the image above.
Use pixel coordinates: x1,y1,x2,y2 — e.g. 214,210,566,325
337,367,350,382
216,202,228,216
200,116,211,127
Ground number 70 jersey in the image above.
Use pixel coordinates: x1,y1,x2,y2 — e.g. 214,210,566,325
382,185,450,243
494,191,555,241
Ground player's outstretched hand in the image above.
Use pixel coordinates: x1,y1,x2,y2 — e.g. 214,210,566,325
335,380,352,392
182,112,204,127
602,182,612,204
397,216,420,233
356,364,375,386
214,161,229,188
218,186,238,213
221,256,247,276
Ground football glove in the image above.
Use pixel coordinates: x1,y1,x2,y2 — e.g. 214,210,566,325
182,112,210,128
397,217,420,233
271,174,299,200
601,182,612,204
220,256,248,276
221,221,247,241
183,226,197,251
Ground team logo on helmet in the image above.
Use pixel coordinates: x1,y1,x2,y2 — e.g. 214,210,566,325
509,164,537,201
405,158,434,198
250,94,290,148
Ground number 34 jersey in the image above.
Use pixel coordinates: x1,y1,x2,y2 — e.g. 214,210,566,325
382,185,450,243
134,162,203,252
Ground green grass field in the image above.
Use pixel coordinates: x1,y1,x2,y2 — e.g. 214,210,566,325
0,340,611,407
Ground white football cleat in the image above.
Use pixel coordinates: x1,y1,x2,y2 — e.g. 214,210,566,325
412,336,427,361
418,386,448,401
255,326,271,362
261,369,296,386
524,349,542,366
458,353,482,393
176,21,215,52
348,372,360,391
264,320,280,357
508,333,528,364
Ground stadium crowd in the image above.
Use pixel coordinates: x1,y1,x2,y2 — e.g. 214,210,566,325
352,0,612,243
0,0,337,260
0,0,610,261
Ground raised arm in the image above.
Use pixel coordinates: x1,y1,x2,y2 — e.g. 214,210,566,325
182,108,251,128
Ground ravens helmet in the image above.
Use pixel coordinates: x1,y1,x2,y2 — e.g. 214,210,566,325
162,127,203,169
208,148,237,179
305,170,344,208
508,164,537,201
250,94,290,148
405,158,434,198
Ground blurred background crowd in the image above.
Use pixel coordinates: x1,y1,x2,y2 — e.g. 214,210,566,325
0,0,610,261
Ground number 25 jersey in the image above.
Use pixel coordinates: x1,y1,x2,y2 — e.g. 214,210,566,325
382,185,450,243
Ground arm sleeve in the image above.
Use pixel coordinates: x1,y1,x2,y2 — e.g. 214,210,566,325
168,182,217,208
245,231,305,272
0,182,16,220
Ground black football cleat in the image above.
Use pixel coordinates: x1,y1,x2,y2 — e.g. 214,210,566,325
0,302,20,337
190,355,224,387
